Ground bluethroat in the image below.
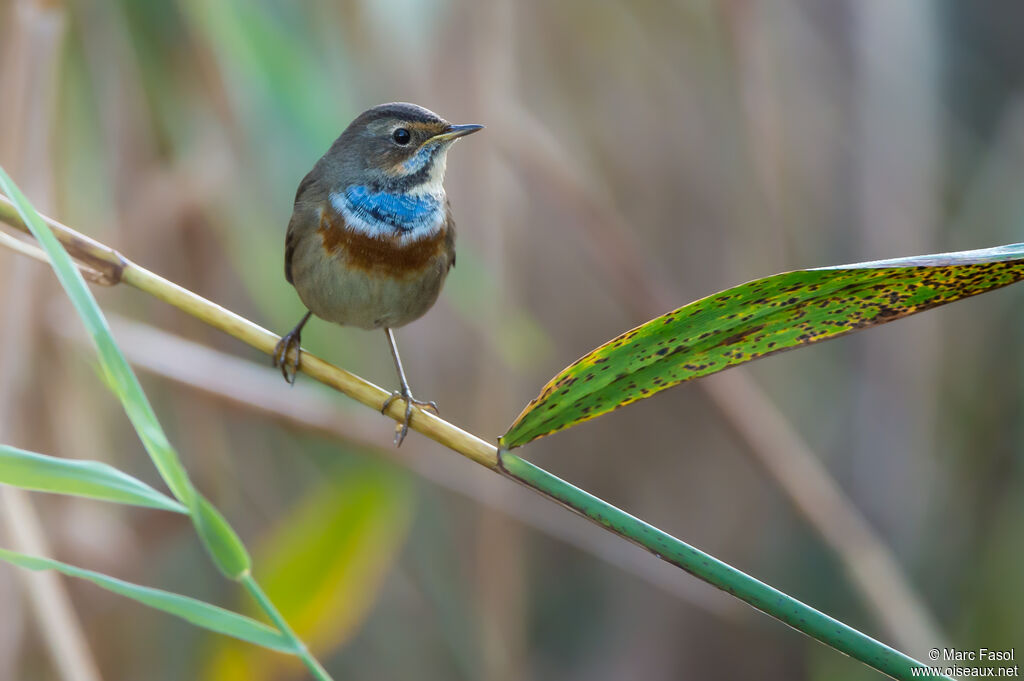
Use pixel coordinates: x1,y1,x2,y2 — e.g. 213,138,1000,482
274,102,482,445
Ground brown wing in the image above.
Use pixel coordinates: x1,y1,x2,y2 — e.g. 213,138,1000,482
284,170,319,284
284,219,298,284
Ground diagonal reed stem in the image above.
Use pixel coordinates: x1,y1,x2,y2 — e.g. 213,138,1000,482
0,194,946,681
240,574,332,681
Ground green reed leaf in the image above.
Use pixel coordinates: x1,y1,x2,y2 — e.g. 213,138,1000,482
0,444,186,513
0,548,293,652
502,244,1024,448
1,155,329,679
0,166,194,504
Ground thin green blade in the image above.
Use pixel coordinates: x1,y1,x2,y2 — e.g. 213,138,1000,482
502,243,1024,448
0,548,294,653
0,166,194,504
0,444,186,513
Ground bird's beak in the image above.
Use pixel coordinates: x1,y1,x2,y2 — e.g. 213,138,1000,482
430,123,484,143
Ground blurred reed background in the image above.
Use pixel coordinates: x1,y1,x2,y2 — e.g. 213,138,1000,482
1,0,1023,679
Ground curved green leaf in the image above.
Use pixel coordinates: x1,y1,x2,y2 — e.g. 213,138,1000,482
0,444,186,513
2,157,327,678
501,244,1024,448
0,166,195,505
0,548,293,653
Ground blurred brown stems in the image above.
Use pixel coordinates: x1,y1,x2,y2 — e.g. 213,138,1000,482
0,2,102,680
467,3,529,679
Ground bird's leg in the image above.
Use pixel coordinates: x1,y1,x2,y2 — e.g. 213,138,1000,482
273,310,312,385
380,327,438,446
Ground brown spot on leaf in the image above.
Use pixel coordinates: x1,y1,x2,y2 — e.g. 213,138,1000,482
718,324,766,347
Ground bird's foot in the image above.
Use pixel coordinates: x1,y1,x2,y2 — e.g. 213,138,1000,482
381,388,438,446
272,330,303,385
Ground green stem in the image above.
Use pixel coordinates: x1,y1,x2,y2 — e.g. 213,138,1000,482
241,574,333,681
499,452,947,681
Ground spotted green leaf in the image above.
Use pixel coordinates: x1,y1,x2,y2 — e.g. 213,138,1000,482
0,548,294,652
501,244,1024,448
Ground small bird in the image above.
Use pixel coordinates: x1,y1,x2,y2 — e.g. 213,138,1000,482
274,102,482,445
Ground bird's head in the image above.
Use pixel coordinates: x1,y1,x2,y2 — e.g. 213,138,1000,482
328,102,482,195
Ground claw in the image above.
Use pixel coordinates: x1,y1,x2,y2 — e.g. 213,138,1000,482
381,387,439,446
272,333,301,385
273,311,312,386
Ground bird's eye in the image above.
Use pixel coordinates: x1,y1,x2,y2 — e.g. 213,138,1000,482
392,128,411,145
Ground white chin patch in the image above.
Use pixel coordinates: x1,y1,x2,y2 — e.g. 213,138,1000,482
397,144,450,197
413,151,448,196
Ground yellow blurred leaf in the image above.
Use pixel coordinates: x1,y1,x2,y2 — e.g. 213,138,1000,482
201,463,413,680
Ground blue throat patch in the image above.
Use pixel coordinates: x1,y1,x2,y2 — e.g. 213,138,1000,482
339,184,443,236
